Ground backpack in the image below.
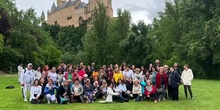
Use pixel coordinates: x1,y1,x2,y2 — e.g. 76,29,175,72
23,68,34,74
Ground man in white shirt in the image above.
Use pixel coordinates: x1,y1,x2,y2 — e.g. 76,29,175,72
123,66,134,81
20,63,35,102
17,64,23,83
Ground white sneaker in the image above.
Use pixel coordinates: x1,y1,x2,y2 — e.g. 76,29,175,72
48,101,50,104
24,99,28,102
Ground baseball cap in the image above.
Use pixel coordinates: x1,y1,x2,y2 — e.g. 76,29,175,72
28,63,33,66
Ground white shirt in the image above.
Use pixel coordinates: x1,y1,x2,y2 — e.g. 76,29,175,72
30,85,42,99
48,72,57,83
34,70,42,80
181,69,194,85
123,69,134,80
132,84,142,96
20,68,35,85
18,66,23,74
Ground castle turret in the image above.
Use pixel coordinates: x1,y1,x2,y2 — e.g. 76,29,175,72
40,10,45,21
57,0,66,6
50,2,56,12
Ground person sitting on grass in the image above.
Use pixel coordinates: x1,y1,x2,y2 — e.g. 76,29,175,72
93,81,100,100
83,79,94,103
30,79,42,104
115,79,129,99
38,77,46,103
71,79,84,102
132,79,142,101
57,80,71,103
44,79,59,104
125,77,133,97
101,83,129,103
145,80,157,103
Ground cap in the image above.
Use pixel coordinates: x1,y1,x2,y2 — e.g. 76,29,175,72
28,63,33,66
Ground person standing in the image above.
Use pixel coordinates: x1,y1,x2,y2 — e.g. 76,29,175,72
174,63,181,76
169,67,181,101
34,66,41,80
123,66,134,82
156,67,168,101
20,63,35,102
18,64,23,83
181,64,194,99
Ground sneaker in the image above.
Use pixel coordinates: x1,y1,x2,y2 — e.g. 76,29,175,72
47,101,50,104
158,99,161,101
154,100,157,103
191,98,194,100
163,98,166,101
24,99,28,102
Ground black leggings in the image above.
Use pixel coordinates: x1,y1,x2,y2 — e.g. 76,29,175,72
171,87,179,100
184,85,193,99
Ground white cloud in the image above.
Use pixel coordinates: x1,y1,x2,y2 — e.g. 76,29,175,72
15,0,165,24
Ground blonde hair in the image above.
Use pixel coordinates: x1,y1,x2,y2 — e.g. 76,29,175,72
163,65,169,68
134,68,140,73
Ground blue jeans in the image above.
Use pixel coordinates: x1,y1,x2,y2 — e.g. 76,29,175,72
85,91,93,102
161,85,166,98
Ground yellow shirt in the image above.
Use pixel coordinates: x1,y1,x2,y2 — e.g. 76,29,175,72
92,71,99,79
113,72,123,83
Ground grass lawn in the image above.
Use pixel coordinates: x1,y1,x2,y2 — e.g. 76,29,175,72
0,75,219,110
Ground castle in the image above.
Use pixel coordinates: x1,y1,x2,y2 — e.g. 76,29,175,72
45,0,113,27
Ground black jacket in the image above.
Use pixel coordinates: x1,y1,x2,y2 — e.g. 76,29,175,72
169,71,181,88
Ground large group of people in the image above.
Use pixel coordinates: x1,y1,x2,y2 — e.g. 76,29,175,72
19,59,194,104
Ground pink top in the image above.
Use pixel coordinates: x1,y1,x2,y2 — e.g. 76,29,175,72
78,70,85,78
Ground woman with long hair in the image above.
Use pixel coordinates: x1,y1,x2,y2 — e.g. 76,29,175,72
30,79,42,104
42,65,50,84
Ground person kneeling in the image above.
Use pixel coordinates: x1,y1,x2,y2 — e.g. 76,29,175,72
57,80,71,104
30,79,43,104
44,79,59,104
145,80,157,103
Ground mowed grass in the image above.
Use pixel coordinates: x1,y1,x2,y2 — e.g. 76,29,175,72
0,75,219,110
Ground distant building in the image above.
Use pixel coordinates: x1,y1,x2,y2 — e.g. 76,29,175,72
45,0,113,27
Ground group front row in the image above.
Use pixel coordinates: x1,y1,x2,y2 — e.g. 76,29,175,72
29,77,160,104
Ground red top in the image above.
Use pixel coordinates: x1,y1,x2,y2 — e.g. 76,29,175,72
78,70,85,78
145,85,157,95
156,72,168,88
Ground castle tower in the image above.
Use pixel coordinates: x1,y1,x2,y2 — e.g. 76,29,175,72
57,0,65,6
40,11,45,21
89,0,113,17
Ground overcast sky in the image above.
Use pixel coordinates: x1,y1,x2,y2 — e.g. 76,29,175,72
15,0,166,24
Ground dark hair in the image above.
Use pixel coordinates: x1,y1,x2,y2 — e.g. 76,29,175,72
38,77,44,85
117,78,124,86
75,78,79,82
108,82,113,87
48,79,53,83
33,79,39,85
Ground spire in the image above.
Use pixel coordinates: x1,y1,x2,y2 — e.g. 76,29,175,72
47,9,49,15
50,2,56,12
41,10,45,21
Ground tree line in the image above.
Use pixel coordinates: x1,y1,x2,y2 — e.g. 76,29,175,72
0,0,220,79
